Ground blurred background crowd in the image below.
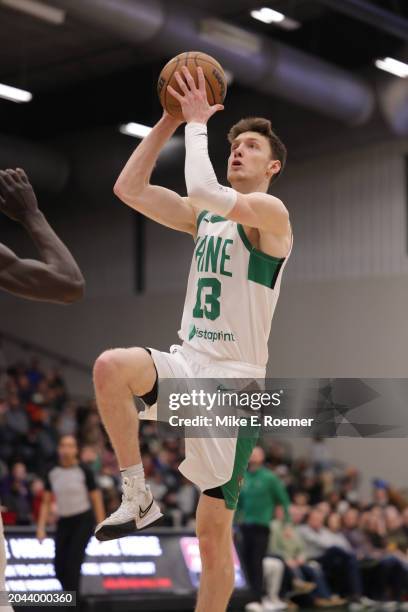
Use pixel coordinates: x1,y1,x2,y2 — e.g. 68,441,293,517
2,354,408,609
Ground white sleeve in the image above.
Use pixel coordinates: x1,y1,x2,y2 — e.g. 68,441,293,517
184,122,237,216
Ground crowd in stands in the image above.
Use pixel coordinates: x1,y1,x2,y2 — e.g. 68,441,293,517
0,356,199,528
2,355,408,610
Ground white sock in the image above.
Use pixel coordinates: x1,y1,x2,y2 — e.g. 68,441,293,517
120,463,145,487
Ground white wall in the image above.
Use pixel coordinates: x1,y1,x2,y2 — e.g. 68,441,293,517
273,138,408,282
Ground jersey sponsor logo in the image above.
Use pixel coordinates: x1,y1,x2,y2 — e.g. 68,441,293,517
188,323,236,343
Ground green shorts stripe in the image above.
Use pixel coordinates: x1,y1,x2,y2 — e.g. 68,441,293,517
221,421,259,510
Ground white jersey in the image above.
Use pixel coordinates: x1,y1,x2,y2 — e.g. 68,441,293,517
178,210,292,367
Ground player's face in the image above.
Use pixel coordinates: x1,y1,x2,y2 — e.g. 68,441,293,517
227,131,275,186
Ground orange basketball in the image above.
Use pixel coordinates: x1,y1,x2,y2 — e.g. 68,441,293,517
157,51,227,120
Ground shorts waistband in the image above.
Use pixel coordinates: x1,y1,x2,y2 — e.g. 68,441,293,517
174,343,266,378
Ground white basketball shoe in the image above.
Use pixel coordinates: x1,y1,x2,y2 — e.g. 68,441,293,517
95,477,163,541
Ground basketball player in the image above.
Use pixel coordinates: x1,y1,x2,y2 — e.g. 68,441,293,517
0,167,84,610
93,66,292,612
0,168,84,302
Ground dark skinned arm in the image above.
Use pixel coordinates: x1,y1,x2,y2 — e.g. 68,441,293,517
0,168,85,303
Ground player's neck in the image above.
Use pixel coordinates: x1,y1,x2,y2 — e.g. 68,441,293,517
230,178,269,194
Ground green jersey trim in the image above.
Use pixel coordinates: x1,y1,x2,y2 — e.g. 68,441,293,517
237,224,286,290
196,210,209,231
209,214,227,223
237,224,284,263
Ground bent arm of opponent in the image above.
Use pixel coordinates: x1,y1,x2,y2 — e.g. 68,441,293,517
0,169,84,303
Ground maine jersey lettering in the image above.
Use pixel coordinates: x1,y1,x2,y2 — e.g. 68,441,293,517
178,210,292,367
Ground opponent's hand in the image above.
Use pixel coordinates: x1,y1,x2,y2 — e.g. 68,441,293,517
0,168,39,224
167,66,224,124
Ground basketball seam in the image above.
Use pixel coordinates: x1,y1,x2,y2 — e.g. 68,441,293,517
164,57,180,116
194,54,216,105
195,56,226,101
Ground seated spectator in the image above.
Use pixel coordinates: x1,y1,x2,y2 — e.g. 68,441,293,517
343,508,407,605
5,393,29,437
271,508,345,608
326,512,353,551
299,508,372,609
1,461,32,525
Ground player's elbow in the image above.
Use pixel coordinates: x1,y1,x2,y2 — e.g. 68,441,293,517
113,175,147,202
113,180,125,200
61,278,85,303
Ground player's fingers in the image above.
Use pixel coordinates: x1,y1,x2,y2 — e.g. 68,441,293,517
0,172,10,193
167,85,184,103
174,71,189,95
181,66,197,90
1,170,14,186
197,67,206,92
208,104,224,118
7,169,19,182
16,168,29,183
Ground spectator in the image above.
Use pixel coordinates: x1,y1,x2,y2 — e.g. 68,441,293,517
271,508,345,608
326,512,353,550
237,446,290,612
1,461,32,525
298,509,371,609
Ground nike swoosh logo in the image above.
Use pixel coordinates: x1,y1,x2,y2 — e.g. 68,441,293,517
139,498,154,519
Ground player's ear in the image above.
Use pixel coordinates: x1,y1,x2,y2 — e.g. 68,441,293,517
267,159,281,179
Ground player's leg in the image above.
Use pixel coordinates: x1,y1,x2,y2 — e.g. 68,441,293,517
93,346,162,540
195,494,235,612
93,347,156,468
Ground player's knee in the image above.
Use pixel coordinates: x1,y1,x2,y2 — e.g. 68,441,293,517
197,523,232,570
93,349,123,388
197,532,219,568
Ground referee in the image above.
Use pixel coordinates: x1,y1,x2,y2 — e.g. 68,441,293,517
36,435,105,600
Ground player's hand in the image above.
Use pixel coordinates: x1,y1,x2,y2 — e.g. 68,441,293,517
0,168,39,224
167,66,224,124
36,527,46,542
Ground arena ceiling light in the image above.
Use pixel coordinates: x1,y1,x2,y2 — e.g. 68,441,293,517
0,83,32,103
1,0,66,25
119,123,152,138
250,7,301,31
375,57,408,79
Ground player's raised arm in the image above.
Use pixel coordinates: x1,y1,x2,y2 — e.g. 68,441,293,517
168,66,290,237
0,169,84,303
113,112,198,236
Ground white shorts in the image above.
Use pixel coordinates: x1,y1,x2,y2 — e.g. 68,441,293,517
139,343,265,506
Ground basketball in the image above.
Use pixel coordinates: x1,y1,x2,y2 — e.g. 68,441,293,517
157,51,227,120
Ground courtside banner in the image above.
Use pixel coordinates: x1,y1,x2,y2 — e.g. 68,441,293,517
152,378,408,438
